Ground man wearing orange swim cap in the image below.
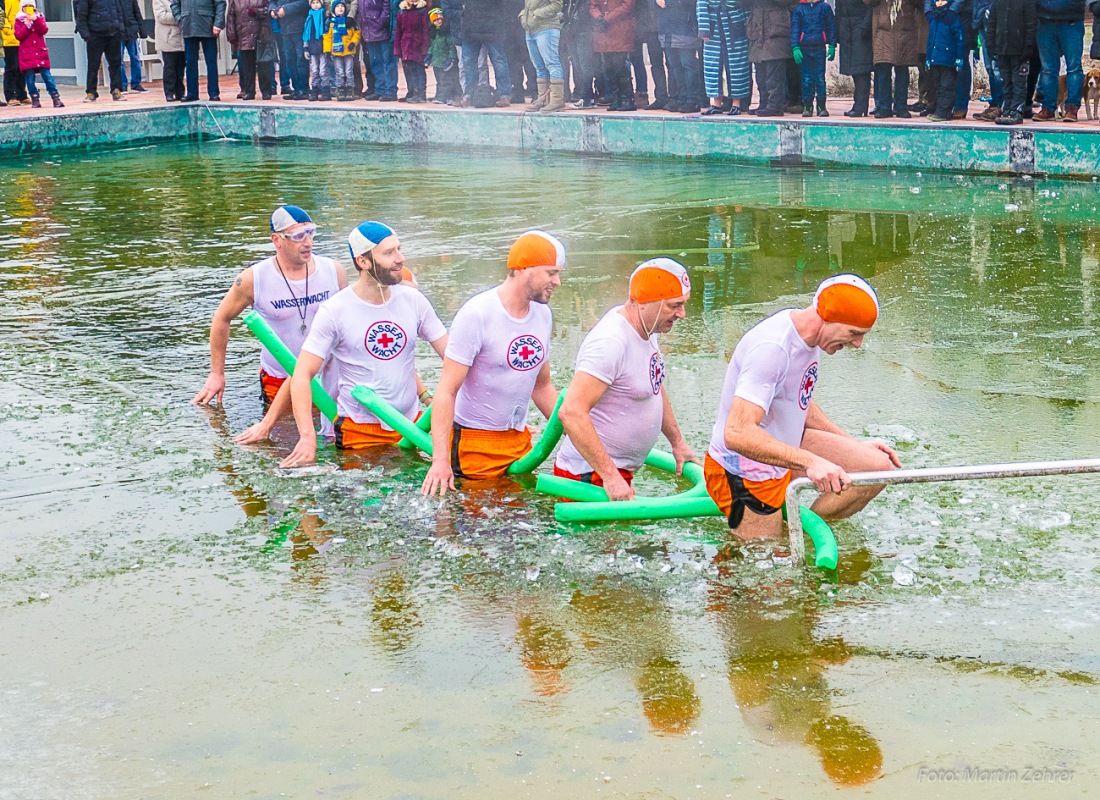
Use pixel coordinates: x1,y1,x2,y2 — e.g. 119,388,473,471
554,258,699,502
420,230,565,495
705,274,901,540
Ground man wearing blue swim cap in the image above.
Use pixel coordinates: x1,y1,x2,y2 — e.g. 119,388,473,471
193,205,348,426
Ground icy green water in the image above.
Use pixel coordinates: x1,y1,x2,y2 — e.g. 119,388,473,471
3,140,1100,798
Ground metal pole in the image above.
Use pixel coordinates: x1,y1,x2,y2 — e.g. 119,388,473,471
786,457,1100,563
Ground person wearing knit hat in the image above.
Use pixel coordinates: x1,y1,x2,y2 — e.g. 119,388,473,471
552,257,698,502
280,222,449,466
421,230,565,494
194,205,347,447
704,272,900,541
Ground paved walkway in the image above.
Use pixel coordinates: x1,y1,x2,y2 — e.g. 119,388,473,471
3,80,1097,132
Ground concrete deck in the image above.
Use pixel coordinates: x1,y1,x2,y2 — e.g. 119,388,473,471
2,80,1099,178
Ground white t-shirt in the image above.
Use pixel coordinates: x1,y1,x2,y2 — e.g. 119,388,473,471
555,307,665,474
708,309,821,482
301,285,447,426
446,288,553,432
252,255,342,379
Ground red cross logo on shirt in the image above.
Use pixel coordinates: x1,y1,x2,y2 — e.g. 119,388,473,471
799,362,819,409
364,320,407,360
508,334,545,371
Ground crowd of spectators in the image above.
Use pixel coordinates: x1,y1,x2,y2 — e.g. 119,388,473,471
1,0,1098,122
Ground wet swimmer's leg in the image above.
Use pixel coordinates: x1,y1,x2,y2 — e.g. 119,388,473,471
729,507,784,542
798,429,896,521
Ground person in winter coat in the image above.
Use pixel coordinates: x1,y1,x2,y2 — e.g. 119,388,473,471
359,0,399,100
591,0,635,109
328,0,360,99
790,0,835,115
227,0,270,98
74,0,139,100
13,0,62,107
3,0,29,103
864,0,923,117
154,0,187,100
302,0,330,99
270,0,310,98
924,0,965,119
1032,0,1084,119
460,0,515,105
986,0,1035,122
746,0,797,115
655,0,701,112
393,0,429,101
426,7,460,102
172,0,227,100
520,0,565,111
697,0,751,115
835,0,872,114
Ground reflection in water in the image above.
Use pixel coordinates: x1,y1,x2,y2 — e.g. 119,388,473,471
710,550,883,786
570,577,700,737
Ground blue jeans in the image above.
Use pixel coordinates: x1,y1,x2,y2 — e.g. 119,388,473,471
275,34,292,91
184,36,220,99
365,39,397,96
280,33,309,93
25,67,58,96
800,48,826,105
976,27,1003,107
1036,19,1083,110
953,47,973,112
118,37,143,89
525,29,562,81
460,37,511,98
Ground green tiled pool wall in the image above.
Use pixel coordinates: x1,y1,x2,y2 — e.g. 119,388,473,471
4,104,1100,178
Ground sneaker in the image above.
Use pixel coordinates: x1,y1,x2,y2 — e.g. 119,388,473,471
994,114,1022,125
926,114,946,122
130,85,149,93
802,106,813,117
817,107,830,117
973,104,1001,121
84,92,97,103
111,89,126,101
908,101,927,113
572,98,594,109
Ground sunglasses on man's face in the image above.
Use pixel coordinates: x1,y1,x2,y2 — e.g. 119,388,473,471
279,224,317,242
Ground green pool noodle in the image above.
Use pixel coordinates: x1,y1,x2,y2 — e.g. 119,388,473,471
398,405,433,450
799,506,839,570
507,390,566,474
350,385,434,453
242,310,338,422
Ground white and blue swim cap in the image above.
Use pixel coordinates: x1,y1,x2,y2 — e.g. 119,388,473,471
348,221,397,260
270,205,312,232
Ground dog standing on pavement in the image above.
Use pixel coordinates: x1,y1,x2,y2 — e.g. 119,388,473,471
1085,69,1100,121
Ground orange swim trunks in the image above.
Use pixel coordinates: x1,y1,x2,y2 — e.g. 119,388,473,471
259,369,286,408
450,425,533,480
334,413,421,449
704,453,790,529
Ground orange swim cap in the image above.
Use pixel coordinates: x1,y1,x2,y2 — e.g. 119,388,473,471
507,230,565,270
813,274,878,329
629,258,691,304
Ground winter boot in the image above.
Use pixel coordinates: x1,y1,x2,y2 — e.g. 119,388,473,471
527,78,550,111
50,92,64,108
31,94,42,109
540,79,565,113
